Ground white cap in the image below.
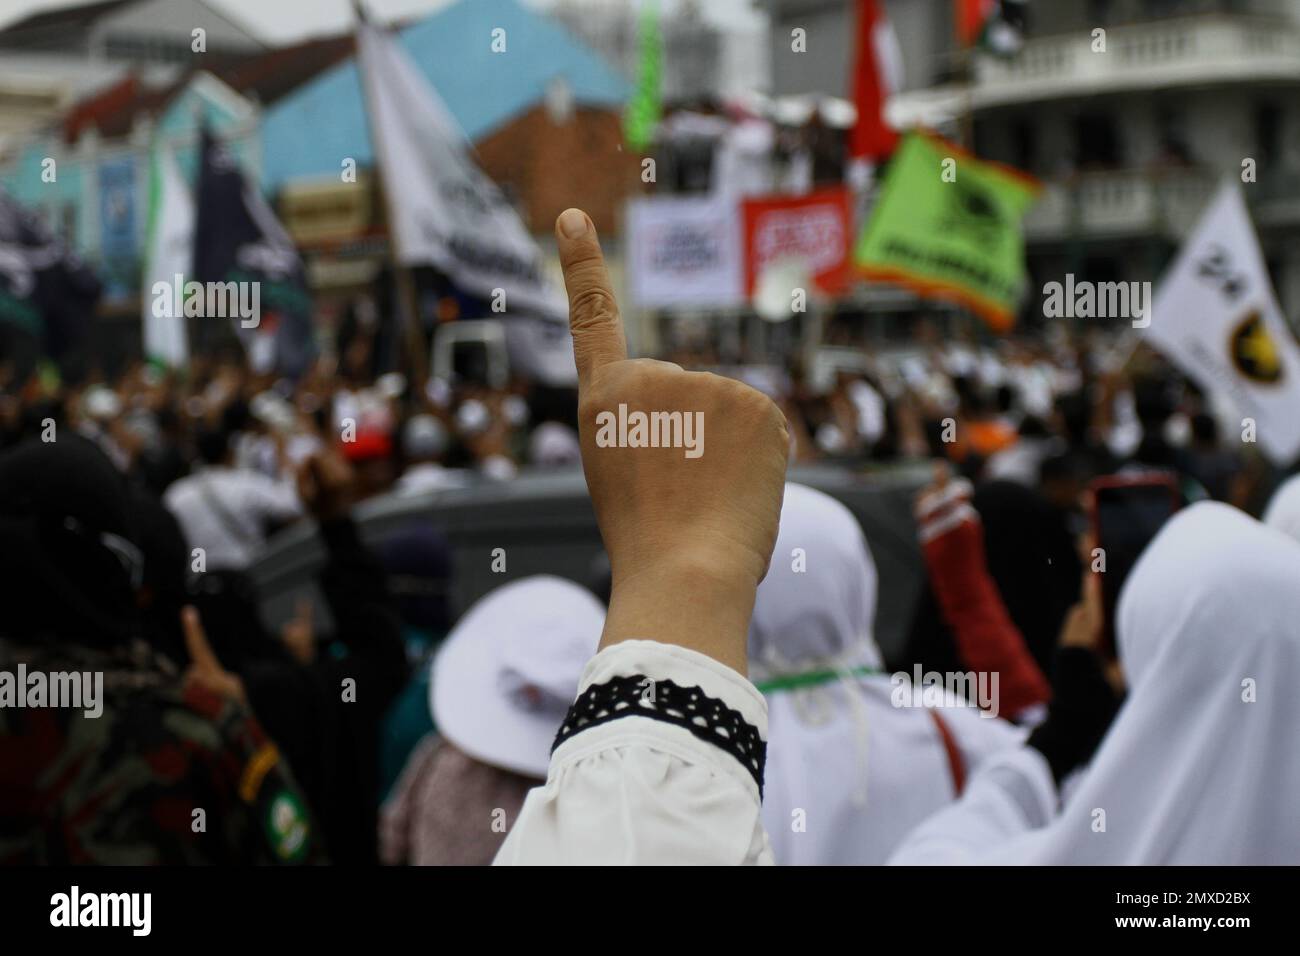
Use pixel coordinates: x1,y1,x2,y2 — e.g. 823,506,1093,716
456,399,490,436
402,414,448,459
431,576,606,778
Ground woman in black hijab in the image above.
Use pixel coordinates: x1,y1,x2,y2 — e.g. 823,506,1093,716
898,479,1081,678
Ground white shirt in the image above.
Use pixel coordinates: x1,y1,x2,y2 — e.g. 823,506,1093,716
886,745,1058,865
494,640,774,865
164,466,302,570
395,462,469,496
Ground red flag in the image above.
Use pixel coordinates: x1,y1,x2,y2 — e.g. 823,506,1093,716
848,0,900,163
957,0,997,46
742,187,853,297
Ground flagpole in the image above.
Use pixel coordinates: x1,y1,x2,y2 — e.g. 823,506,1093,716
351,0,429,392
956,9,974,152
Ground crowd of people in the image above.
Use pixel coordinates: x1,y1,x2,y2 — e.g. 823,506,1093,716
1,206,1297,865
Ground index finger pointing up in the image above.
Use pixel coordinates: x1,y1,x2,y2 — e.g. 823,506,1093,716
556,208,627,385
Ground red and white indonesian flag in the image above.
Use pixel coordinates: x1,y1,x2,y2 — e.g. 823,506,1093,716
1143,181,1300,465
849,0,903,164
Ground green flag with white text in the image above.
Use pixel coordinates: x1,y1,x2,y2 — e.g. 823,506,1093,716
853,131,1039,331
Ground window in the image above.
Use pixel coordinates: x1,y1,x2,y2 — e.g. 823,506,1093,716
1087,0,1112,26
1074,113,1121,169
1011,118,1038,173
1156,105,1192,165
60,203,77,246
1255,102,1280,167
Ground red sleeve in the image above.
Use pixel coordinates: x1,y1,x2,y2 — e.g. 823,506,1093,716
922,516,1051,719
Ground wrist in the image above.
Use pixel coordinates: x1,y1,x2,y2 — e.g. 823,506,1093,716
601,553,759,676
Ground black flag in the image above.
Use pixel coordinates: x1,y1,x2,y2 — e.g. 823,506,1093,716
0,186,101,364
193,126,315,377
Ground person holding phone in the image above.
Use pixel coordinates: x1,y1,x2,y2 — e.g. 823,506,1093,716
890,502,1300,864
495,209,790,865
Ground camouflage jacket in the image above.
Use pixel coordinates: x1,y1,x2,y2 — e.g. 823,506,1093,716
0,639,325,864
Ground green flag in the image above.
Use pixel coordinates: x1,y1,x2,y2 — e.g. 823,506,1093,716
623,1,662,153
853,131,1039,331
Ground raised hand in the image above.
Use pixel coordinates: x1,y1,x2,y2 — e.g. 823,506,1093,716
555,208,789,674
296,450,356,522
181,605,248,707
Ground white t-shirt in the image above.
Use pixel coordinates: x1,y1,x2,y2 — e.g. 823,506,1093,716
164,466,302,570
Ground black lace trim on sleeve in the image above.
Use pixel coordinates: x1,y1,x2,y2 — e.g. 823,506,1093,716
551,674,766,796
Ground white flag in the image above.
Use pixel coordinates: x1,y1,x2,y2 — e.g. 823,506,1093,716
1144,181,1300,464
356,22,566,321
142,141,192,367
626,195,743,309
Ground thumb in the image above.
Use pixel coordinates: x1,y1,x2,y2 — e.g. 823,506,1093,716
181,605,221,672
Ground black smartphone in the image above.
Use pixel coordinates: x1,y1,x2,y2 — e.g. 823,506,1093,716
1088,474,1182,656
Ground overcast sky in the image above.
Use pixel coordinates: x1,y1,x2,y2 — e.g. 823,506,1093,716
0,0,767,42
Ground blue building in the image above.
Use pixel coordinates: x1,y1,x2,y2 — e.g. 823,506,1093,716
261,0,628,193
0,0,628,310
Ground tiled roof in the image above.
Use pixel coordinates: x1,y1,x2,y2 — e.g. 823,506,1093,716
0,0,134,39
60,33,355,142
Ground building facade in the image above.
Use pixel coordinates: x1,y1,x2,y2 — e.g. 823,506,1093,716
764,0,1300,331
0,0,638,358
0,0,264,150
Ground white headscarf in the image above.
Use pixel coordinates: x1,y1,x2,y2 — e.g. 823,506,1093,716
528,422,582,469
988,502,1300,864
1263,473,1300,545
751,484,1021,865
749,484,883,675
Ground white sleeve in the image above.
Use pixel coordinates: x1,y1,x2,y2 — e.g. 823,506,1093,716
887,745,1057,865
494,640,774,866
247,473,303,523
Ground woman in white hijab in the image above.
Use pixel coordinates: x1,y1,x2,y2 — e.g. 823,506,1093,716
891,501,1300,864
1263,473,1300,544
751,483,1023,865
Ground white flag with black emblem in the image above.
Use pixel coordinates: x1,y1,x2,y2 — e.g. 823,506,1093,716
1143,181,1300,465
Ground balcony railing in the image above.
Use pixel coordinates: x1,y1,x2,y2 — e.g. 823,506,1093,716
1023,168,1219,241
973,14,1300,107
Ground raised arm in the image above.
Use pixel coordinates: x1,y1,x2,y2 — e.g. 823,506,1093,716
914,472,1051,721
496,209,789,865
